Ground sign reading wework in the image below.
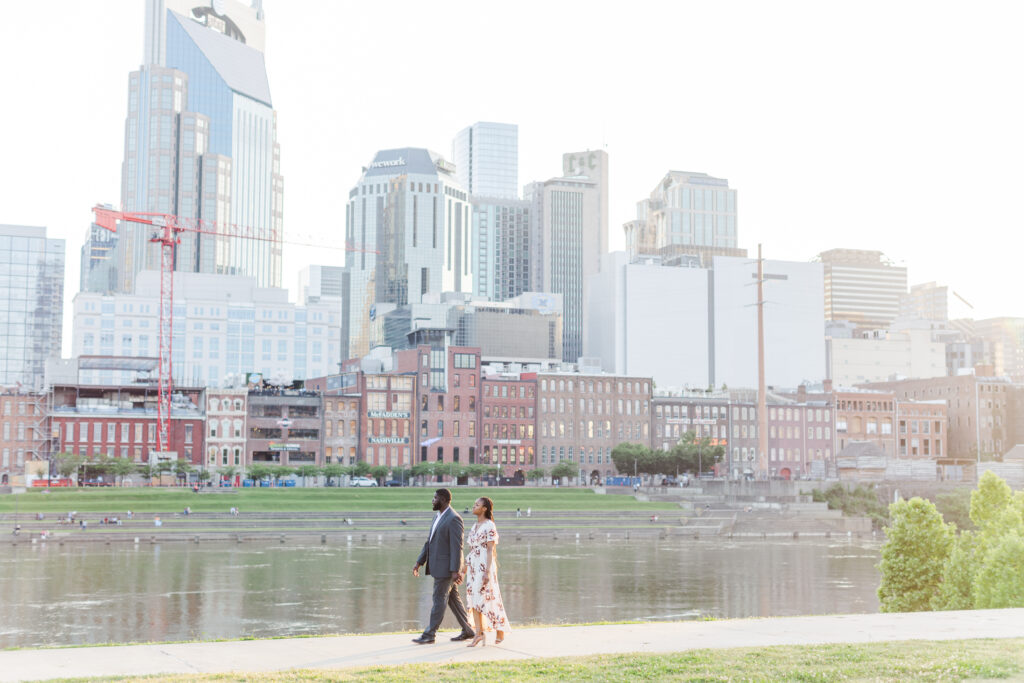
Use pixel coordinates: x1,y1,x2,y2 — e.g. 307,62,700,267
368,410,410,419
269,442,300,451
368,436,410,444
370,156,405,169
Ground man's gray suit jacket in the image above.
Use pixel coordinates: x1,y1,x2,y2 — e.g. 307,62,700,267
417,508,464,578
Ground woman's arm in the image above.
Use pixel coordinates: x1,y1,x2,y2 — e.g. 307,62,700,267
483,540,495,582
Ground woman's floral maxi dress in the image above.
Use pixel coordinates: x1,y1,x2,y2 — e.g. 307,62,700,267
464,519,511,632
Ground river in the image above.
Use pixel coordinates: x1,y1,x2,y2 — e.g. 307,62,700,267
0,537,880,648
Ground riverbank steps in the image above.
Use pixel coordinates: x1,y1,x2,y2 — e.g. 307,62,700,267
0,610,1020,682
1,506,872,544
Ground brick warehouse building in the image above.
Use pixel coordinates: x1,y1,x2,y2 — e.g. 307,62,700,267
396,345,482,470
480,370,537,478
536,371,653,484
49,384,205,467
246,387,322,466
0,391,50,484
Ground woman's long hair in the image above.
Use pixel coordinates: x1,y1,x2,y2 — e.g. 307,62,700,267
478,496,494,520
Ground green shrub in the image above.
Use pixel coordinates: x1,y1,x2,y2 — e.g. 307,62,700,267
877,497,953,612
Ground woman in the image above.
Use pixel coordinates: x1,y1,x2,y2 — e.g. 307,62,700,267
460,496,511,646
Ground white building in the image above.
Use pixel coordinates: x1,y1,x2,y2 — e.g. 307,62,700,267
587,253,825,390
827,328,947,386
71,271,342,386
204,388,247,475
818,249,907,329
344,148,472,358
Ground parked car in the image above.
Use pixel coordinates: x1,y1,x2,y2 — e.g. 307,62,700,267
384,479,407,487
349,476,378,487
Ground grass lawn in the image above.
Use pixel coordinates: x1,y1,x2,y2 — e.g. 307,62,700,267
0,487,676,514
45,638,1024,682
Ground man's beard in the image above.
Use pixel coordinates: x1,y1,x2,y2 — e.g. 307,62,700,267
432,500,444,511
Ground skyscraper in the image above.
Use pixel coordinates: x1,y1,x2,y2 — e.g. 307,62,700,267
80,222,119,293
452,122,518,199
818,249,907,329
525,175,601,362
623,171,744,265
344,148,472,358
115,0,282,293
0,226,65,389
471,198,531,300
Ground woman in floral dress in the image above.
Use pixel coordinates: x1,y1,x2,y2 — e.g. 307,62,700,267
459,496,510,646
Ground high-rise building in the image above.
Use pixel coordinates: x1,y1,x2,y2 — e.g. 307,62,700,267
80,222,119,293
452,122,518,199
344,148,472,358
818,249,907,329
623,171,745,265
525,169,603,363
900,281,948,322
0,225,65,389
71,271,341,387
562,150,609,253
115,0,283,293
974,317,1024,380
471,198,531,300
587,252,825,390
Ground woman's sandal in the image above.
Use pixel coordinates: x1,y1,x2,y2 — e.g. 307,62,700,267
467,633,486,647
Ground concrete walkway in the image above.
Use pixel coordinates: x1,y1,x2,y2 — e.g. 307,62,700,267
1,609,1022,681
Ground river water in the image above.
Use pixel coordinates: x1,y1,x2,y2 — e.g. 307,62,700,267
0,538,880,648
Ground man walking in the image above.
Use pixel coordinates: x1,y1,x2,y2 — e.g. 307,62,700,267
411,488,475,644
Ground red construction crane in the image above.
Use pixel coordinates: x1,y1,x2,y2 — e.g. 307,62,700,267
91,205,375,456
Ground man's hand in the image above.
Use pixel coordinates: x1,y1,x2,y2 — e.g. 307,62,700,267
453,571,464,585
412,564,420,577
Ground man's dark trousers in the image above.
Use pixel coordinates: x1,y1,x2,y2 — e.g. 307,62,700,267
425,574,472,638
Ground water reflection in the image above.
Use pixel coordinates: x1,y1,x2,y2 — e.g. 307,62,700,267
0,538,880,648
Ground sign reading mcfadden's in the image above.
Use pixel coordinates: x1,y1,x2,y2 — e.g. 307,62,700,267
370,156,405,169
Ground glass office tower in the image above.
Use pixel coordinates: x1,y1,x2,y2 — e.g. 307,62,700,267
0,225,65,389
452,122,519,200
117,1,282,293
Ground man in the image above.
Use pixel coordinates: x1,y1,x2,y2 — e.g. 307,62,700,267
411,488,475,644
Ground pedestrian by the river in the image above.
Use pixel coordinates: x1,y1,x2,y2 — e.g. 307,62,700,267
516,507,521,519
411,488,474,645
526,507,531,518
461,496,510,647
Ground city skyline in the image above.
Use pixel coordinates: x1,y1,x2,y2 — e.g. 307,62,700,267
3,1,1023,358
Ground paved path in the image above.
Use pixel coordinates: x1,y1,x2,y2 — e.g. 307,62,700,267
1,609,1022,681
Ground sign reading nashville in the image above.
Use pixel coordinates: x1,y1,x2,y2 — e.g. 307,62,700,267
368,411,410,419
368,436,410,444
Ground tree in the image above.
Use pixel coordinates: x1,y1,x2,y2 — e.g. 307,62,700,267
369,465,389,483
352,461,372,478
671,432,724,475
971,471,1013,530
219,465,238,484
550,462,575,483
173,460,195,483
135,462,156,482
295,464,321,487
877,497,954,612
322,463,345,487
411,461,434,485
109,457,137,486
270,465,293,485
610,443,650,477
197,469,212,484
156,460,175,485
932,531,977,610
55,452,84,480
527,468,547,486
248,463,272,483
972,533,1024,609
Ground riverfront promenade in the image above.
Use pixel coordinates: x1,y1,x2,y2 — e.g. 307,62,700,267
0,609,1021,681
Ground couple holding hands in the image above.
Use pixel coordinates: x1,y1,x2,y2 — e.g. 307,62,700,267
412,488,510,647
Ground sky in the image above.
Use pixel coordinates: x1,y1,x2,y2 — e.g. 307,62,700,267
3,0,1023,355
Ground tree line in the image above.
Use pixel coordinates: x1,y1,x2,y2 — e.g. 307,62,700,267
878,471,1024,612
611,432,724,477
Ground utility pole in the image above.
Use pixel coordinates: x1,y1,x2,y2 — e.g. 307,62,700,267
757,244,768,479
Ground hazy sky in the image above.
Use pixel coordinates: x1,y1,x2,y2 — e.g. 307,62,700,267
3,0,1022,354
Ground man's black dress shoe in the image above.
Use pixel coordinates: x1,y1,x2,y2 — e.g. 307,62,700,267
411,635,435,644
450,631,475,641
